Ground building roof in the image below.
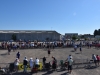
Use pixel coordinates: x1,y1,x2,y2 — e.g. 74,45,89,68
0,30,60,34
65,33,78,35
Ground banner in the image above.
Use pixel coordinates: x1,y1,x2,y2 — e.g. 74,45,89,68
18,62,43,70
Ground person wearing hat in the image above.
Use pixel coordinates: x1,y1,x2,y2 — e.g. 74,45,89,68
23,56,28,73
68,58,73,74
14,58,20,72
29,58,34,70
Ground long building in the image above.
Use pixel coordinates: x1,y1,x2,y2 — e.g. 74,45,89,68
0,30,61,41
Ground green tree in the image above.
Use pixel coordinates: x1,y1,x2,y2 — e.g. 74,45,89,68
94,29,98,37
80,35,85,38
72,36,77,40
98,29,100,35
85,38,88,41
11,34,17,41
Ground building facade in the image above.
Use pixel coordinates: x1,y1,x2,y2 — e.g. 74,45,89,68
65,33,78,39
0,30,61,41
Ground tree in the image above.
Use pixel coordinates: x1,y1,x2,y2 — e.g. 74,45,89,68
85,38,88,41
80,35,85,38
72,36,77,40
98,29,100,35
94,29,98,37
11,34,17,41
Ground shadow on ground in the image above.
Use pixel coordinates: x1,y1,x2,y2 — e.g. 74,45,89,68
11,72,32,75
85,66,97,69
42,70,54,75
70,50,75,52
61,72,69,75
0,53,8,56
75,53,80,54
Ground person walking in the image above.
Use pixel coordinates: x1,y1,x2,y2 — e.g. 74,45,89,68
23,56,28,73
68,58,73,74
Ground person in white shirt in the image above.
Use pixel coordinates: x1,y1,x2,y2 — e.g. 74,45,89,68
68,58,73,74
14,58,20,72
67,55,73,61
29,58,34,70
35,58,39,68
74,45,77,51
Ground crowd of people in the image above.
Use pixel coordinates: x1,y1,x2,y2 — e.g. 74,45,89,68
0,40,100,74
0,40,99,50
11,50,74,74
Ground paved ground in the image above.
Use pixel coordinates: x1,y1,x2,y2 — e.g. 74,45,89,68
0,47,100,75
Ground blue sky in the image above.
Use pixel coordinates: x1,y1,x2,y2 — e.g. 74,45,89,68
0,0,100,35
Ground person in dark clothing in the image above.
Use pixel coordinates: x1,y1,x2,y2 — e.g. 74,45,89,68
48,49,51,57
16,52,20,59
80,47,82,54
43,57,46,66
7,45,11,55
52,56,57,70
23,56,28,73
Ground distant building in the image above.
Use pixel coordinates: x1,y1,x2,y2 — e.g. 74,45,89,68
82,34,94,38
60,35,65,41
65,33,78,39
0,30,61,41
95,35,100,39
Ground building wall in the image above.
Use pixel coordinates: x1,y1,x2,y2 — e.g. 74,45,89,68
0,31,60,41
65,33,78,39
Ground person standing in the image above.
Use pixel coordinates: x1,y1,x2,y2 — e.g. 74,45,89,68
35,58,39,68
74,45,77,51
52,56,57,70
14,58,20,72
42,56,46,68
29,58,34,70
67,55,73,61
23,56,28,73
7,45,11,55
96,55,100,66
92,54,97,66
80,47,82,54
16,52,20,59
48,49,51,57
68,58,73,74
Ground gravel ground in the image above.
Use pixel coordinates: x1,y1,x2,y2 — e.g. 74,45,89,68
0,47,100,75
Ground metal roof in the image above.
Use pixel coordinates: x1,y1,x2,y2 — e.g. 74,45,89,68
0,30,57,33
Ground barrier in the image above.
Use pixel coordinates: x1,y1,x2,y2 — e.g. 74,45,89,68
18,62,43,70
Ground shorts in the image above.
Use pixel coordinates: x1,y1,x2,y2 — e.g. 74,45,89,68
94,60,97,63
14,65,18,69
68,65,72,70
97,60,100,63
35,64,39,68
